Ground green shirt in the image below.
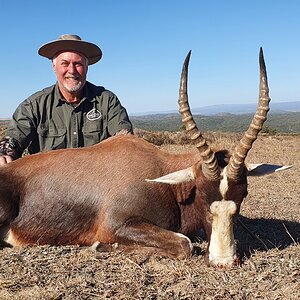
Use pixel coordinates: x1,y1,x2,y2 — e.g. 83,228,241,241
6,81,133,155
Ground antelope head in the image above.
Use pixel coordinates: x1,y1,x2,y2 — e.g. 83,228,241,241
148,49,291,267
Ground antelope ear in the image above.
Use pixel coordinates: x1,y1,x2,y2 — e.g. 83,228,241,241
146,166,196,184
247,163,293,176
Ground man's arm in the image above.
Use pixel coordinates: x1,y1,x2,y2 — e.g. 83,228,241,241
106,93,133,136
0,100,37,164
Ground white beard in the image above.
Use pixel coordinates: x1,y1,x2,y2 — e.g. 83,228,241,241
63,80,83,93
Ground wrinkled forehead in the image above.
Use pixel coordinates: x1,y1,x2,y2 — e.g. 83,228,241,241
53,51,88,64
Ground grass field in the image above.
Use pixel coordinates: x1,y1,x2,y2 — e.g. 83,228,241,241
0,131,299,299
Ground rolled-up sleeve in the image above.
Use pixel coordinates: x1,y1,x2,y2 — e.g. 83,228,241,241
6,99,37,152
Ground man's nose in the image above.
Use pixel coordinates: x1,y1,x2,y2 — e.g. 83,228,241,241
68,63,77,74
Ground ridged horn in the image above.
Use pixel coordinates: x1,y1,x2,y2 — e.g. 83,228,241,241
178,51,220,181
226,47,270,181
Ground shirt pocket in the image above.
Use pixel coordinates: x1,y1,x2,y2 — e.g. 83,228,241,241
82,120,107,146
37,123,67,151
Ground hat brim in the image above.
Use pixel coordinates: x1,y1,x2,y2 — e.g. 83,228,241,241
38,39,102,65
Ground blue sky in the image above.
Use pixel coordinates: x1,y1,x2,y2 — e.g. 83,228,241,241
0,0,300,118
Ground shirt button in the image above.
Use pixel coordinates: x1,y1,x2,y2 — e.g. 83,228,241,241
73,132,77,135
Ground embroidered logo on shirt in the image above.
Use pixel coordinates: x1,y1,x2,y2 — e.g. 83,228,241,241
87,108,102,121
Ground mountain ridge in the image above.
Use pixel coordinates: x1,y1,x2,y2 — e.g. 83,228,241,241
130,101,300,116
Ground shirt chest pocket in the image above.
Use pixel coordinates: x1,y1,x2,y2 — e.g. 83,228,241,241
82,120,107,146
37,123,67,151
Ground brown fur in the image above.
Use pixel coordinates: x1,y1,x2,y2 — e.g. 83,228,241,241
0,135,248,260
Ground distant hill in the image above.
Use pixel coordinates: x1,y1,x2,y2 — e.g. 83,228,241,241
191,101,300,115
131,101,300,116
131,111,300,133
0,119,10,127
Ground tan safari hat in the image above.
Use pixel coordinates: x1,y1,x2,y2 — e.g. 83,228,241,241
38,34,102,65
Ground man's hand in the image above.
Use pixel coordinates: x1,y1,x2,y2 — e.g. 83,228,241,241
0,155,13,166
114,129,132,136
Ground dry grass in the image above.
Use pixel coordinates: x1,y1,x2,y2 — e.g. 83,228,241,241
0,131,299,299
134,128,243,150
0,127,6,139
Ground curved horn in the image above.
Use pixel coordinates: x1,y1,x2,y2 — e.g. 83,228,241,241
178,51,220,181
227,48,270,180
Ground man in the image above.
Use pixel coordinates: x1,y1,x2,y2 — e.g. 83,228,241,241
0,34,133,165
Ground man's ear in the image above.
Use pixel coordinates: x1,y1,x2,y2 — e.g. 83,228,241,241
52,59,56,72
247,163,293,176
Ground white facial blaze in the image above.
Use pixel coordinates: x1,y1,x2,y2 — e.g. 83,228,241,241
208,200,237,266
219,167,229,198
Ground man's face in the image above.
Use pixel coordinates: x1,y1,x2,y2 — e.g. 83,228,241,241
52,51,88,95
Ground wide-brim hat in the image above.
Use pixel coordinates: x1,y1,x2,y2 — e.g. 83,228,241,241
38,34,102,65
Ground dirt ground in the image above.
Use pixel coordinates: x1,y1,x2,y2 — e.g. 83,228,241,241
0,134,299,299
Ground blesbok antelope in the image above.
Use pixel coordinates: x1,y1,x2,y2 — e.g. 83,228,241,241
0,48,291,267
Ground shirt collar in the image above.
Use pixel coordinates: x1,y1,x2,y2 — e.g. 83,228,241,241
55,82,96,107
